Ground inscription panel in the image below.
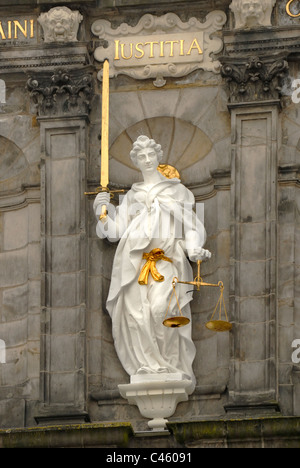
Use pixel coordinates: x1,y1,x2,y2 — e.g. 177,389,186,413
0,17,37,44
113,32,204,67
92,11,226,87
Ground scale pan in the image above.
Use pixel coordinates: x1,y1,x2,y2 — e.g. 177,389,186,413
163,316,190,328
205,320,232,332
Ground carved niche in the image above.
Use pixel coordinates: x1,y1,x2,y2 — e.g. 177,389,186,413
38,6,83,43
230,0,276,29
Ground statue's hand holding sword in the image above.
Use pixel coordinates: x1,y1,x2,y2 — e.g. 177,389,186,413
93,190,110,221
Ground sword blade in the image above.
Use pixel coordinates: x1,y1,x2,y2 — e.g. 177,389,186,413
101,59,110,189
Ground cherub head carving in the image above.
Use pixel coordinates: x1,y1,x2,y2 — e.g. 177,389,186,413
230,0,276,29
38,7,83,43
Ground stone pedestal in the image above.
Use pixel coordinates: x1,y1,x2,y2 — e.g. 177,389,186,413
119,374,193,431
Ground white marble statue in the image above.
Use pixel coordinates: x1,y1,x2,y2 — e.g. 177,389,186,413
230,0,276,29
94,136,211,392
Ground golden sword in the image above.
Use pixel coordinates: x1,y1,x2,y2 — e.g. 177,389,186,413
99,58,110,221
85,59,124,221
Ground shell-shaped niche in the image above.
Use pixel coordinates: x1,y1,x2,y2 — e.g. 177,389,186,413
0,136,29,192
109,117,214,187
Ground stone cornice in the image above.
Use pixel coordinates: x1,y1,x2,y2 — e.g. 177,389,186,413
1,416,300,448
223,26,300,58
278,164,300,188
0,43,90,75
0,186,40,212
0,0,94,5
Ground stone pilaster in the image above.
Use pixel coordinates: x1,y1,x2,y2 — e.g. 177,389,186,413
226,104,279,412
27,68,93,424
220,52,288,415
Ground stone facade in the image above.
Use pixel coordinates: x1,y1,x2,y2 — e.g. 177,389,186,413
0,0,299,448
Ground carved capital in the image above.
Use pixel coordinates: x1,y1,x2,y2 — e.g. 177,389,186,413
221,55,289,104
26,68,93,118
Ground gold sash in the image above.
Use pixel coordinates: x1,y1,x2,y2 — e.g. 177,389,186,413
138,248,172,285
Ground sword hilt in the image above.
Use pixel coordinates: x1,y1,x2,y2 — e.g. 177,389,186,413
99,203,108,222
84,186,125,223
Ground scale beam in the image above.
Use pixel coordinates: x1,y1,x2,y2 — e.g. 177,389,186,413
163,260,232,332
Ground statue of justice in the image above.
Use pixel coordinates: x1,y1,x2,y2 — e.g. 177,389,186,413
91,61,230,396
94,134,211,391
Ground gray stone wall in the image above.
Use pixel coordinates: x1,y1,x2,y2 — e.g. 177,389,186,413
278,68,300,415
0,0,299,433
0,78,41,427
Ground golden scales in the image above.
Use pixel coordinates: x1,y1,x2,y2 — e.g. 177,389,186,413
163,259,232,332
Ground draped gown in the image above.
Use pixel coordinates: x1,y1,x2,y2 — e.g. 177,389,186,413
97,175,206,393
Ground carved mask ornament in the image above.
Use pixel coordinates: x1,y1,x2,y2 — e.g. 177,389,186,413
241,0,264,25
38,7,83,43
230,0,276,29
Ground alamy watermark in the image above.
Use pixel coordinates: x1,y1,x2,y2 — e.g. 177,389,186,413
0,79,5,105
282,77,300,104
96,197,205,245
291,79,300,104
292,339,300,364
0,339,6,364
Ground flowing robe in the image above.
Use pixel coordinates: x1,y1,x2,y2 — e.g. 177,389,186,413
97,176,206,392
